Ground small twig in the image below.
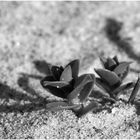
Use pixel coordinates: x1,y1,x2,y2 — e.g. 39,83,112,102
128,75,140,104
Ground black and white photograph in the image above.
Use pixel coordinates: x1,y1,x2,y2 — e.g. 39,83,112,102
0,1,140,139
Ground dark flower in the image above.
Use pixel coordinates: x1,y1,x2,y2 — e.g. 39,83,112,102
41,59,79,98
94,56,134,99
40,59,100,117
100,56,131,80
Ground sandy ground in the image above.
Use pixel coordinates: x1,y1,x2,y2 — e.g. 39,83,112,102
0,1,140,139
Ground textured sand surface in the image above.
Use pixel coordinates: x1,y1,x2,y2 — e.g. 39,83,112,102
0,1,140,139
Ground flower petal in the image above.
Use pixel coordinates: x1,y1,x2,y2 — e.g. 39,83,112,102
42,81,70,88
34,60,52,75
95,68,121,86
95,78,111,93
40,76,55,88
121,66,129,80
113,62,131,79
79,81,95,103
68,74,94,103
66,59,80,79
60,65,73,82
112,82,134,95
74,74,95,88
41,75,70,88
46,101,78,111
89,89,109,99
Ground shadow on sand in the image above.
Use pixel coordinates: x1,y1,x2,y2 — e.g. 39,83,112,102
0,60,54,113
